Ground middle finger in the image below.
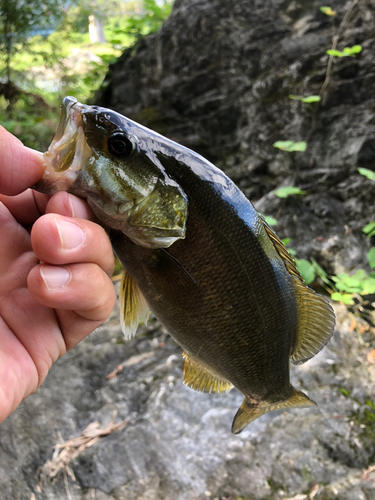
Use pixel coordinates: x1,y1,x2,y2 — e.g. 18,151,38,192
31,214,115,276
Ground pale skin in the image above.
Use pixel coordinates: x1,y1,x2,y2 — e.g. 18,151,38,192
0,126,117,423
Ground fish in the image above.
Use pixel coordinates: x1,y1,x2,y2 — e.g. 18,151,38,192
34,96,336,434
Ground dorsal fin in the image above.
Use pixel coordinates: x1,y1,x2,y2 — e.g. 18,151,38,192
260,216,335,364
291,279,336,364
260,215,302,279
119,270,151,339
183,352,233,394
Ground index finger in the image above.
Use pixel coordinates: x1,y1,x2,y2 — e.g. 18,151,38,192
0,126,45,196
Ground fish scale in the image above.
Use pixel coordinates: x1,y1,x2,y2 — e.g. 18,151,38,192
34,97,335,433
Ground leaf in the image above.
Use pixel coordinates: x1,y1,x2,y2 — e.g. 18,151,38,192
296,259,315,285
320,6,337,16
339,387,350,397
360,278,375,295
311,258,330,284
352,269,367,280
262,214,278,226
282,238,291,245
363,221,375,238
327,49,344,57
289,95,321,103
367,247,375,269
331,292,354,304
358,168,375,181
273,140,307,152
274,186,307,198
343,45,362,55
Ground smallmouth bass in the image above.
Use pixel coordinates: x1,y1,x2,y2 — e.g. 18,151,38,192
34,97,335,433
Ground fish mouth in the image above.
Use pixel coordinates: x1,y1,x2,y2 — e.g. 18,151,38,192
34,97,93,195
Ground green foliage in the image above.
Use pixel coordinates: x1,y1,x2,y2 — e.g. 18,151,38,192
273,140,307,152
327,45,362,58
262,214,278,226
122,0,173,40
274,186,307,198
0,94,58,150
320,6,337,16
289,95,321,103
282,238,297,256
358,168,375,181
368,248,375,269
363,222,375,238
0,0,72,82
330,269,375,304
296,259,315,285
339,387,350,397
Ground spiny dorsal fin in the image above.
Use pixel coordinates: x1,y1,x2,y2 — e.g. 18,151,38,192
260,216,335,364
119,270,151,339
260,215,302,280
231,387,316,434
183,351,233,394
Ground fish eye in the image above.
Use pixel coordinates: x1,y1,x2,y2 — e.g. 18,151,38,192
107,133,133,158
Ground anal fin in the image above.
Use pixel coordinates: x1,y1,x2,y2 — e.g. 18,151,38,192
119,270,151,339
183,352,233,394
231,387,316,434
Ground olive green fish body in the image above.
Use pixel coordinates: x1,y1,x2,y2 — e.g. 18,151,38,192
34,97,335,433
110,155,298,404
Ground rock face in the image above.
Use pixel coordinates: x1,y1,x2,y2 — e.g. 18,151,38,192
98,0,375,273
1,300,375,500
2,1,375,499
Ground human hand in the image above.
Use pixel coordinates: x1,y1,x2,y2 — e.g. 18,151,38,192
0,126,116,423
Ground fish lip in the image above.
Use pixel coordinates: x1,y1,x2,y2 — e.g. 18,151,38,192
33,97,92,195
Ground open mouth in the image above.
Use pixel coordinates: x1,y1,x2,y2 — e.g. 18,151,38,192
34,97,93,195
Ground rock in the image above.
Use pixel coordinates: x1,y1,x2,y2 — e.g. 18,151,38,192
1,301,375,499
97,0,375,273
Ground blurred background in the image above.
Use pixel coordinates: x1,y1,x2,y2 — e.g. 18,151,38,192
1,1,375,499
0,0,172,149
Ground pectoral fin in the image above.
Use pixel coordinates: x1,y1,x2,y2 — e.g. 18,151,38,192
119,270,151,339
231,387,316,434
183,352,233,394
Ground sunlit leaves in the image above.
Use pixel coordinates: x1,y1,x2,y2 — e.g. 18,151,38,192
368,248,375,269
289,95,321,103
262,214,278,226
296,259,315,285
274,186,307,198
320,6,337,16
358,168,375,181
363,222,375,238
273,140,307,152
327,45,362,57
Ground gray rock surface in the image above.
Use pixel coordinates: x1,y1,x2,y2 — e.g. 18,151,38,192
1,300,375,500
1,0,375,499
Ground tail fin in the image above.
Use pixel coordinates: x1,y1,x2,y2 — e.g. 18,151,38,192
231,387,316,434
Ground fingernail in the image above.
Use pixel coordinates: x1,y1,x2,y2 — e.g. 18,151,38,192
41,265,71,289
67,193,75,218
55,218,84,250
25,146,44,158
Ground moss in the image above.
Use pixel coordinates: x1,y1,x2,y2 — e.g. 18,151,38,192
350,397,375,463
